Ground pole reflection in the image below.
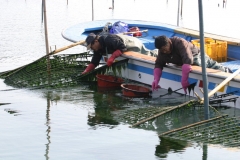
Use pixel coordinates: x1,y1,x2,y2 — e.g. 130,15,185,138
44,92,51,160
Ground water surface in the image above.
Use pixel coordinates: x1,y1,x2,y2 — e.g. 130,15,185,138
1,0,240,159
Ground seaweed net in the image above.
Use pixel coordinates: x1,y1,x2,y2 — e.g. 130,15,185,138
0,52,128,89
112,99,240,148
113,100,216,127
160,115,240,148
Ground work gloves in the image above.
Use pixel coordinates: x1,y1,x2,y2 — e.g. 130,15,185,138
181,64,192,94
152,68,162,91
82,63,95,74
107,50,122,66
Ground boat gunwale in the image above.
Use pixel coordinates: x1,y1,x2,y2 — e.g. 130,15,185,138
122,51,240,83
62,19,240,46
61,19,240,83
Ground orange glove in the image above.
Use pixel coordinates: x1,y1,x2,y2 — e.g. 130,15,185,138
107,50,122,66
82,63,95,74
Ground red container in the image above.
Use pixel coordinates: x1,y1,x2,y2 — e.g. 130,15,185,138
96,74,124,88
121,83,151,98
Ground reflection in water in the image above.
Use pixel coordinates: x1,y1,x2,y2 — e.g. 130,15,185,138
38,85,239,159
156,137,209,160
87,87,122,128
4,108,20,116
44,92,51,160
202,144,208,160
155,137,189,158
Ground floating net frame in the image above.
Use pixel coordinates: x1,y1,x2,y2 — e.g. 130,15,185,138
113,100,220,127
159,115,240,148
113,97,240,147
0,51,129,89
1,52,91,88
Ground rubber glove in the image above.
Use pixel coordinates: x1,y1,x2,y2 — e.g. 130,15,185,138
181,64,192,94
82,63,95,74
152,68,162,91
107,50,122,66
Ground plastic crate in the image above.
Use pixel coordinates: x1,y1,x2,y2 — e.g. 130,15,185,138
191,38,227,62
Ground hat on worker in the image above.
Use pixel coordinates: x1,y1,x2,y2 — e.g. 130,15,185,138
85,33,96,50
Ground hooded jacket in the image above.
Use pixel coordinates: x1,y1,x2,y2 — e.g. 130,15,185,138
155,36,200,70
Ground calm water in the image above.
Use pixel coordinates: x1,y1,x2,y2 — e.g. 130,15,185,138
1,0,240,160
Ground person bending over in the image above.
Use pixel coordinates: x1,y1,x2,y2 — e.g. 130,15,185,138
152,35,231,93
82,32,157,74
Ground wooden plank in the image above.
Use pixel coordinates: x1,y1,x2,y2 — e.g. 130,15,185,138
175,28,240,45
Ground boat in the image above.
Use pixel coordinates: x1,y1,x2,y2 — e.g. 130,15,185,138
62,19,240,108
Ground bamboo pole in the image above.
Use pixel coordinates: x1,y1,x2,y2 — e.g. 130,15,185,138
180,0,183,18
130,100,195,128
200,68,240,103
92,0,94,21
159,115,228,137
43,0,49,55
0,103,11,105
41,0,44,23
50,40,85,55
194,92,201,101
177,0,180,26
1,40,85,78
43,0,51,85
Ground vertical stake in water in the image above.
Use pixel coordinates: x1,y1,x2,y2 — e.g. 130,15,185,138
180,0,183,18
177,0,181,26
112,0,114,9
92,0,94,21
43,0,51,85
202,143,208,160
41,0,44,23
43,0,49,56
198,0,209,120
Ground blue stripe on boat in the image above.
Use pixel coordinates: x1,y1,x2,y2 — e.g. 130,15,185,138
208,82,216,90
128,63,152,75
128,63,198,83
226,86,240,96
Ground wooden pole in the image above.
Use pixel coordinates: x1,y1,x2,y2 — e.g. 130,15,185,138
0,40,86,78
50,40,85,55
92,0,94,21
180,0,183,18
200,68,240,103
41,0,44,23
177,0,180,26
43,0,49,55
159,115,227,136
130,100,195,128
43,0,51,85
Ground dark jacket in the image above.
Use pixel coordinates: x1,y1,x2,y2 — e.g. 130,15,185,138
155,36,200,70
91,34,127,66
